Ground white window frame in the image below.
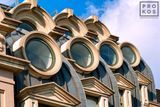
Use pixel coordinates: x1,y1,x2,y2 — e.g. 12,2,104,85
98,96,109,107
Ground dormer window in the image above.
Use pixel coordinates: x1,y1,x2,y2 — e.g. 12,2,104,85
100,44,117,65
121,46,136,64
70,42,93,67
135,71,152,106
97,40,123,69
25,38,55,71
114,73,135,107
120,42,141,67
81,77,114,107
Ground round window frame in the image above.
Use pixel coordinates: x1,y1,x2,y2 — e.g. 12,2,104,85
96,40,123,69
64,37,99,73
70,41,94,68
120,42,141,67
25,38,55,71
21,31,62,78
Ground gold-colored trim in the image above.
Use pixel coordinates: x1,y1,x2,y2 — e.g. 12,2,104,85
96,40,123,70
12,31,62,78
120,42,141,67
81,77,114,97
61,36,99,73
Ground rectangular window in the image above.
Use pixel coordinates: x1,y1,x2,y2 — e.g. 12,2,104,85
119,90,124,107
38,103,55,107
86,95,99,107
139,85,142,101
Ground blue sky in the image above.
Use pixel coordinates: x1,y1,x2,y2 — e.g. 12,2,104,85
0,0,160,89
18,0,108,17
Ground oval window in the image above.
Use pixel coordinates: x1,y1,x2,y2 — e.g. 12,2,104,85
121,46,136,64
70,42,93,67
100,44,117,65
25,38,54,71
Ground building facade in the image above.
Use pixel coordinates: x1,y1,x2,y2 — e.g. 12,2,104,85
0,0,159,107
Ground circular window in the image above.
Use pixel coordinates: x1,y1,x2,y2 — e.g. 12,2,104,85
25,38,54,71
70,42,93,67
121,46,136,64
100,44,117,65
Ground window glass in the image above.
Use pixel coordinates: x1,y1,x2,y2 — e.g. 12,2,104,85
25,38,54,71
121,46,136,64
38,103,53,107
86,95,99,107
119,90,124,107
18,21,35,32
100,44,117,65
70,42,93,67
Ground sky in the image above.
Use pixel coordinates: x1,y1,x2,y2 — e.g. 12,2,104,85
1,0,160,89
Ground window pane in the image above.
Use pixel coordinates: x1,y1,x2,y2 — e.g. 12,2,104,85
38,103,54,107
119,90,124,107
25,38,54,71
70,42,93,67
121,46,136,64
100,44,117,65
86,95,99,107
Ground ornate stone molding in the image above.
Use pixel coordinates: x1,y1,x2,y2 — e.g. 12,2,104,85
53,8,88,37
135,71,152,86
96,40,123,70
114,73,135,90
9,1,55,34
17,82,80,107
61,36,99,73
81,77,114,97
85,16,111,41
120,42,141,67
12,31,62,78
0,54,29,74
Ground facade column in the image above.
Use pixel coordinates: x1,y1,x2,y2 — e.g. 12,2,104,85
98,96,109,107
123,90,132,107
141,85,149,106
